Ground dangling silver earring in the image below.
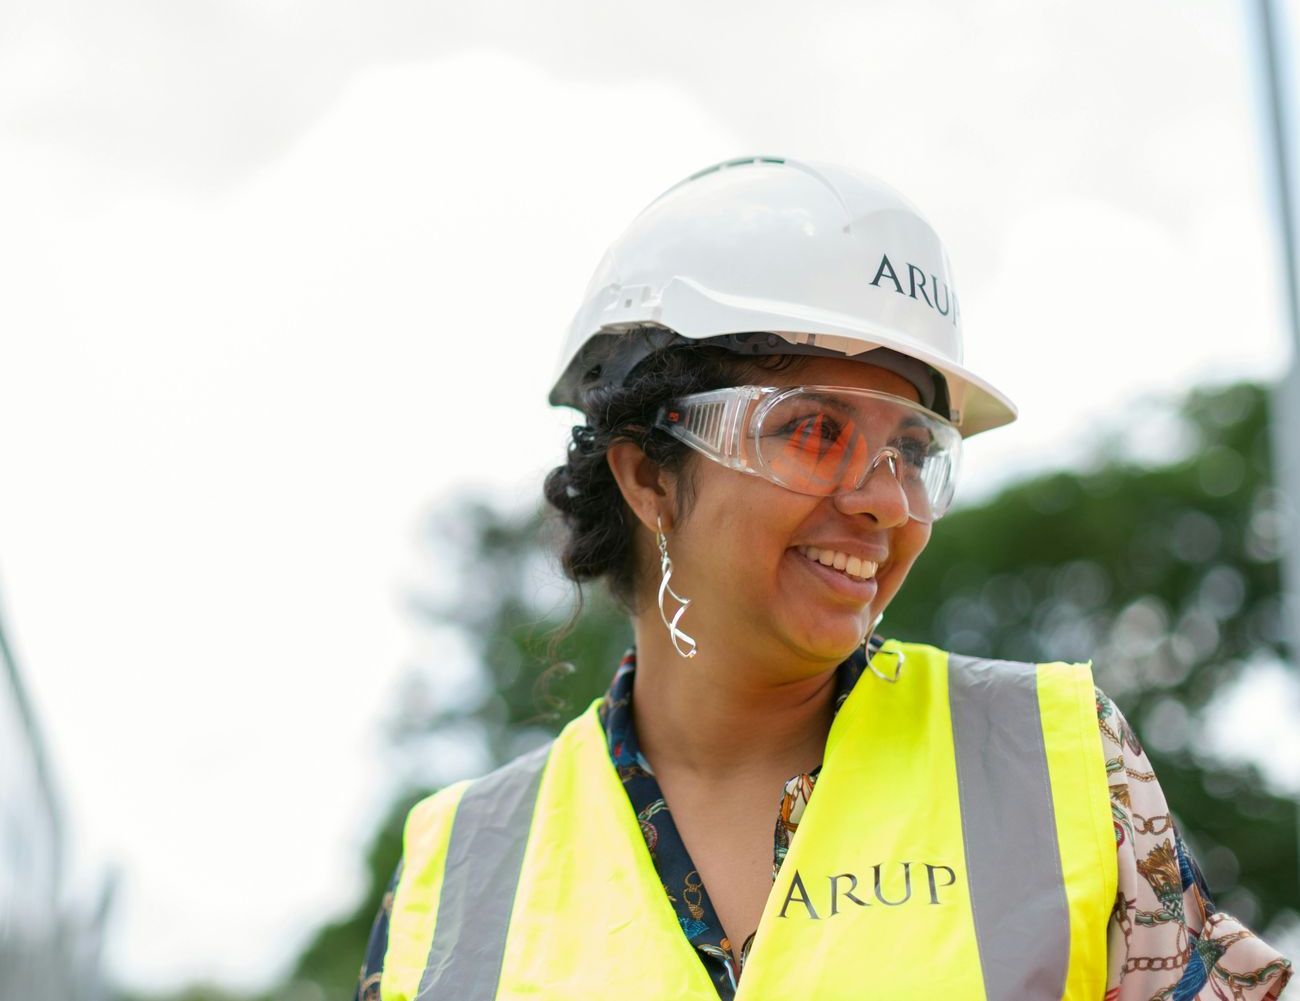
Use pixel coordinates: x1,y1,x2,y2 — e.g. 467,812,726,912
864,611,904,683
656,516,698,659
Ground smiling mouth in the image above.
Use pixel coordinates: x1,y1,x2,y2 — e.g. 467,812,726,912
797,546,879,582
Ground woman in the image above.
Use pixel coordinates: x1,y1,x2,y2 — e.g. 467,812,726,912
357,157,1293,1000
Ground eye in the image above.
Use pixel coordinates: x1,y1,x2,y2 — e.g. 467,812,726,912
770,413,846,445
891,435,932,471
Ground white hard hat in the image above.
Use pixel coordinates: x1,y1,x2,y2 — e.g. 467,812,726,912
549,155,1017,437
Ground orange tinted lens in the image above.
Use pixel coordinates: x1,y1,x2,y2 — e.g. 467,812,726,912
763,410,872,494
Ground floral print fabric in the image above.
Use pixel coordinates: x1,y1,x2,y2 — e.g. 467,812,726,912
356,643,1292,1000
1097,689,1292,1000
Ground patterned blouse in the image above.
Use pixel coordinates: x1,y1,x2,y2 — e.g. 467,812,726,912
356,641,1293,1000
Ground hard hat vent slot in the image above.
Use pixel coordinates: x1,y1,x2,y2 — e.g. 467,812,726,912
685,156,786,185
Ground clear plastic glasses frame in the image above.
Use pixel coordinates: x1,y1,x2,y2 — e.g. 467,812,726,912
653,385,962,523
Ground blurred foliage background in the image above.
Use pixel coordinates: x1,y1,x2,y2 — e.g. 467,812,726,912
121,379,1299,1001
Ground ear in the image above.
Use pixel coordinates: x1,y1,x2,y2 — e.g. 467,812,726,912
606,439,678,534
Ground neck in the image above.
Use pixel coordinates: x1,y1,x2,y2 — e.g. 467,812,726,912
628,616,841,782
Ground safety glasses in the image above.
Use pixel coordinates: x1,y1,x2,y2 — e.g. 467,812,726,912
654,385,962,523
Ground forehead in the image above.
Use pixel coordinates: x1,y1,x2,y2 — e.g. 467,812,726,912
757,355,922,404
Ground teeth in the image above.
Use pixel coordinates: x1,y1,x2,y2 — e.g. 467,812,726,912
800,546,879,581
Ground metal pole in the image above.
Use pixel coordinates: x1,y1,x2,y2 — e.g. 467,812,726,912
1255,0,1300,665
0,582,64,882
1256,0,1300,350
1253,0,1300,909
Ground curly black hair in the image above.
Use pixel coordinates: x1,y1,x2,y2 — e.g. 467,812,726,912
543,342,799,609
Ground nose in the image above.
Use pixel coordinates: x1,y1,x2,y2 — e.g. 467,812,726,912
832,447,911,526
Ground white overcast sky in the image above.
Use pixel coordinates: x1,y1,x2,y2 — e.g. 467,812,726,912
2,0,1300,991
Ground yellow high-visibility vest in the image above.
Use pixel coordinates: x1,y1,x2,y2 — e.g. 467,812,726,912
381,641,1116,1000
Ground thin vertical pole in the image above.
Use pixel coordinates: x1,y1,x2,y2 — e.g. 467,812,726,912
1257,0,1300,350
0,585,64,883
1253,0,1300,907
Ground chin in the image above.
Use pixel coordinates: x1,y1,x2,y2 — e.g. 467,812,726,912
787,618,869,664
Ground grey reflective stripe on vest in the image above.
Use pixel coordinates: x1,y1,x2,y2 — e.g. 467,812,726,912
417,740,553,1000
947,654,1070,1001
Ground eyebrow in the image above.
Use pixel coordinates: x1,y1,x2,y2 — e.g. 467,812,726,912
797,391,858,416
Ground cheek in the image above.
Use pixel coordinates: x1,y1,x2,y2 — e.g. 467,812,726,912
679,478,812,581
900,521,932,563
880,522,931,600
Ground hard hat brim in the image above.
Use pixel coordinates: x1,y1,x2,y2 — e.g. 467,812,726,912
550,276,1017,438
